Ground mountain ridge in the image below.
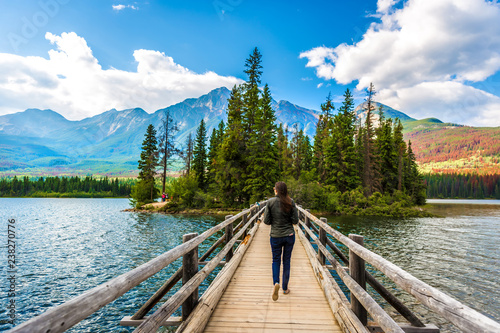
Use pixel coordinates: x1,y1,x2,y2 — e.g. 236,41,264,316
1,87,498,176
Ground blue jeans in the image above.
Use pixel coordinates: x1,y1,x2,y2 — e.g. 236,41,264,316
270,234,295,291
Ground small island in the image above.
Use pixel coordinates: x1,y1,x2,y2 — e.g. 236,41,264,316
128,49,429,218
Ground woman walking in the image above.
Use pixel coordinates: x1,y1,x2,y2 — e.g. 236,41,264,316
263,181,299,301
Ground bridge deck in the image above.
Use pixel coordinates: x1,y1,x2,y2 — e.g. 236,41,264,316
204,222,342,333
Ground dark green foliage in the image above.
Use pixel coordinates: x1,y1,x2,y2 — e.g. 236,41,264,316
0,175,132,197
324,88,360,192
216,85,247,206
277,124,293,179
424,173,500,199
193,119,208,191
313,93,335,182
290,125,312,180
245,83,279,202
132,124,159,206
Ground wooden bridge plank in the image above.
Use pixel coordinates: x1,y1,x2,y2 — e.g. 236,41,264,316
203,223,341,333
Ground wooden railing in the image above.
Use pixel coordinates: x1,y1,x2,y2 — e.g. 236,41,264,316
296,206,500,333
8,202,266,333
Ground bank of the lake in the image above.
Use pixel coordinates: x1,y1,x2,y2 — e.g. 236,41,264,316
1,198,498,332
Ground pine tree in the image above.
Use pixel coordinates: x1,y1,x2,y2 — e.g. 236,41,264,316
313,93,335,182
393,119,406,191
376,109,398,194
207,128,219,187
157,110,180,193
245,83,279,201
362,83,381,196
131,124,159,206
277,124,293,179
193,119,207,191
216,85,246,206
207,121,225,189
326,88,360,192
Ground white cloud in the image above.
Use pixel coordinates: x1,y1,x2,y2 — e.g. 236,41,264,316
0,32,242,120
112,4,138,11
317,83,323,88
300,0,500,126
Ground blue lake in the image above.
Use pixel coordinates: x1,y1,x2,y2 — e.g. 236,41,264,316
1,198,499,332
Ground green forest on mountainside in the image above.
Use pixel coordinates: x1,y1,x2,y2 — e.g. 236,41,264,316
132,48,429,217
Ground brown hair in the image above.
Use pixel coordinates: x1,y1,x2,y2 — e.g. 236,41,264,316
275,181,292,213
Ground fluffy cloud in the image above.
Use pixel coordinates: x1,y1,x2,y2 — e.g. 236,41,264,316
0,32,242,120
300,0,500,126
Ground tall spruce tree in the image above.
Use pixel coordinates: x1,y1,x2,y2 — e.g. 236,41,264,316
245,83,279,201
376,109,398,194
157,110,180,193
313,93,335,182
216,85,246,205
207,121,225,188
277,124,293,179
362,83,381,196
393,119,406,191
192,119,207,191
326,88,360,191
131,124,159,206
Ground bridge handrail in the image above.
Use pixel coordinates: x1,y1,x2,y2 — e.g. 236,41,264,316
297,206,500,333
8,203,261,333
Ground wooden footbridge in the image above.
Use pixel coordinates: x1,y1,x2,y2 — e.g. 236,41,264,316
9,201,500,333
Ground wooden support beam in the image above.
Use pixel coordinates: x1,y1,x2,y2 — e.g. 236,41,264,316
120,316,182,327
318,217,327,265
305,209,311,242
367,323,440,333
198,261,225,266
182,233,199,320
225,215,234,262
350,234,367,326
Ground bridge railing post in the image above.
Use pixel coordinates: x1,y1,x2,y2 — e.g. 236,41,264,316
305,209,311,242
318,217,327,265
349,234,367,326
242,212,248,238
182,232,199,320
225,215,234,262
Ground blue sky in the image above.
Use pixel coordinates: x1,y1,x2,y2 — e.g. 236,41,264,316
1,0,500,126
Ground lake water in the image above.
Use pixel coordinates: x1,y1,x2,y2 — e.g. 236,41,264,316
1,198,499,332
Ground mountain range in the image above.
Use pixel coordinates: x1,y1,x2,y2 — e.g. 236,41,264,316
1,86,499,176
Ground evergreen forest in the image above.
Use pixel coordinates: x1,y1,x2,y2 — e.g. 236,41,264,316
424,173,500,199
0,176,133,198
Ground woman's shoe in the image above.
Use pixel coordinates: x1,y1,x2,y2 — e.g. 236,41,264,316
272,283,280,301
283,289,290,294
